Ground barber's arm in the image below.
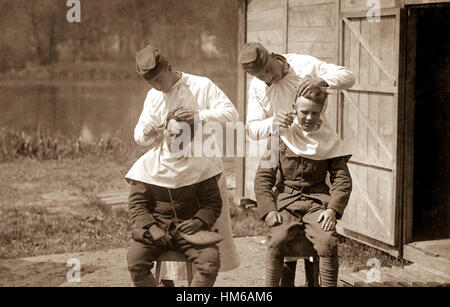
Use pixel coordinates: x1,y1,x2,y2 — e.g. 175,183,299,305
198,80,239,123
314,60,355,90
296,61,355,108
134,93,164,147
246,79,277,140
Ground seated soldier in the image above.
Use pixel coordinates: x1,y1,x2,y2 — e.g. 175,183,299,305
255,85,352,287
125,109,223,287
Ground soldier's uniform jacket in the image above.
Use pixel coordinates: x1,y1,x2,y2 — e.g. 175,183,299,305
255,139,352,220
128,175,222,241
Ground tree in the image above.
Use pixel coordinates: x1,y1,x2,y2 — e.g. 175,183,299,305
18,0,65,65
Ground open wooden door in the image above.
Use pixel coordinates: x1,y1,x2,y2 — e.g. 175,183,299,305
336,8,403,253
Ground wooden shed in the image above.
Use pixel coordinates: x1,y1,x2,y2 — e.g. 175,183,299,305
235,0,450,271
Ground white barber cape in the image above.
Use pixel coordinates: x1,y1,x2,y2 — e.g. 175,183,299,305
126,140,223,189
126,72,240,274
282,118,352,160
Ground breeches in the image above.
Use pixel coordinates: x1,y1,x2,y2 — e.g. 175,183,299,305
267,199,339,257
265,199,340,287
127,233,220,287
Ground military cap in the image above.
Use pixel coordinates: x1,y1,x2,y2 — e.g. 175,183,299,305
238,42,271,74
136,45,169,80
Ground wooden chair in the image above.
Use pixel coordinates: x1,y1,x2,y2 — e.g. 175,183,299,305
154,251,194,287
261,177,320,287
281,230,320,287
238,196,321,287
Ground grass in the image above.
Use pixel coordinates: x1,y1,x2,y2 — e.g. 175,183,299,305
229,206,267,238
0,202,130,259
0,154,133,259
338,236,410,272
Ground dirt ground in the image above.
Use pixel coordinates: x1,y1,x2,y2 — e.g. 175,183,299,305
0,236,330,287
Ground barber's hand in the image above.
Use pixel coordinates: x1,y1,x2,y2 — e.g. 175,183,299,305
265,211,283,227
274,111,294,128
176,219,205,235
317,209,337,231
143,123,164,142
297,76,328,97
148,225,173,248
174,107,199,125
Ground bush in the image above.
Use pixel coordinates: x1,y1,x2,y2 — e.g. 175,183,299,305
0,127,128,162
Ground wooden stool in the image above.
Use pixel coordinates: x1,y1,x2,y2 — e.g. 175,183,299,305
282,234,320,287
154,251,194,286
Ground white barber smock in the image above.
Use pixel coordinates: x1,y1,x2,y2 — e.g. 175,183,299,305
134,72,238,147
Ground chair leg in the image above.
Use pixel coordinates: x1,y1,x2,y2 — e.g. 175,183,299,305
186,261,193,287
154,261,162,285
280,261,297,287
313,253,320,287
304,253,320,287
304,259,315,287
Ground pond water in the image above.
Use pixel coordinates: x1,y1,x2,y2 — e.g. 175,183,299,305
0,81,150,144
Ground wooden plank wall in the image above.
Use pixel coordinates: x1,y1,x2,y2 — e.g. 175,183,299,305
288,0,339,134
247,0,286,53
288,0,337,63
340,0,401,11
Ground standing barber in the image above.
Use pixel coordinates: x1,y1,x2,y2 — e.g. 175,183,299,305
239,42,355,139
126,44,240,286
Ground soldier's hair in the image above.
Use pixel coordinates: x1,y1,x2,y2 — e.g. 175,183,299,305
300,87,328,106
165,107,196,140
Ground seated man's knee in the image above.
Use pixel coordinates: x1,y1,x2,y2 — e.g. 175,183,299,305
127,242,155,275
266,244,284,259
195,246,220,274
196,261,220,276
126,245,159,286
314,233,338,257
267,217,302,249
